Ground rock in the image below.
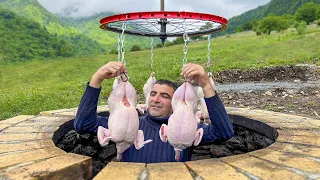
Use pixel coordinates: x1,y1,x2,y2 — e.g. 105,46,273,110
265,91,273,96
79,133,92,144
294,79,301,83
210,145,233,157
286,89,296,95
98,144,117,159
194,145,212,150
191,154,212,161
193,149,211,155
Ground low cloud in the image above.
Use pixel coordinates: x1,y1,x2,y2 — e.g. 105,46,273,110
38,0,270,19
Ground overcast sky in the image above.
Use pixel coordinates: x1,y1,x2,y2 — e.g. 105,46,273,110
38,0,270,19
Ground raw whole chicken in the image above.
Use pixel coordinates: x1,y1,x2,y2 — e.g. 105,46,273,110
196,73,215,123
137,72,156,114
112,76,120,90
159,79,203,161
98,73,152,160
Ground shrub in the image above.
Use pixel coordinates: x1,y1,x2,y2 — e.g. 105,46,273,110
109,48,118,54
130,44,141,52
155,44,163,48
296,21,307,35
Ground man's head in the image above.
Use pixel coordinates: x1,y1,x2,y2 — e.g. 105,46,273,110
148,79,177,118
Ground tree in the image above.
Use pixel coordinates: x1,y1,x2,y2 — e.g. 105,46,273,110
276,16,290,32
242,21,253,31
191,22,213,40
172,37,185,45
200,22,213,31
257,13,290,35
295,2,318,25
59,43,74,57
233,26,243,33
316,6,320,20
295,21,307,36
280,14,294,26
257,14,278,35
251,19,259,32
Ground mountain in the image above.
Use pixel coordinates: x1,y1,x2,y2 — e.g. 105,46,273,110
0,0,106,57
59,12,152,51
227,0,320,33
0,7,75,62
0,0,150,56
0,0,78,36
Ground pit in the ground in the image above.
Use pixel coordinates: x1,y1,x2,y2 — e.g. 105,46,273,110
53,114,278,177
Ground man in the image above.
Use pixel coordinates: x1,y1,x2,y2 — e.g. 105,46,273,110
74,61,233,163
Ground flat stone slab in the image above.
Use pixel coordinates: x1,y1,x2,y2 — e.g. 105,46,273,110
185,158,249,179
0,115,92,179
2,153,91,180
93,162,145,180
147,162,193,180
221,154,305,180
0,107,319,179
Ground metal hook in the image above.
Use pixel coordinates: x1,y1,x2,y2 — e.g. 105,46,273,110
120,73,128,82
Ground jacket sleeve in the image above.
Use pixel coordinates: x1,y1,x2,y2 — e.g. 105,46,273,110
74,83,108,133
198,94,234,143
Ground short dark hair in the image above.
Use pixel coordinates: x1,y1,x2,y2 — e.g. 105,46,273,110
154,79,178,91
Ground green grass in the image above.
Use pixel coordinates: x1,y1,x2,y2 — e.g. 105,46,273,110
1,26,320,120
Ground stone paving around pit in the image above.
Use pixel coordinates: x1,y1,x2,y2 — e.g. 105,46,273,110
0,106,319,179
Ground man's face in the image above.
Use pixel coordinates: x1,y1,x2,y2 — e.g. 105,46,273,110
148,84,174,118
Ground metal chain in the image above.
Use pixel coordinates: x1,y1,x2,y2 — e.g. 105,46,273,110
150,37,154,71
206,34,211,72
117,34,121,62
120,21,127,65
182,25,189,67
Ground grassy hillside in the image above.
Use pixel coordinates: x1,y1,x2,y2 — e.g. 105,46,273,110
0,0,78,36
0,25,319,120
0,0,106,56
0,0,153,54
60,12,153,51
0,7,106,62
227,0,320,33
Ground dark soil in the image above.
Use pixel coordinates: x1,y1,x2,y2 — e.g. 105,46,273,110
55,124,274,177
220,87,320,119
215,64,320,119
214,64,320,83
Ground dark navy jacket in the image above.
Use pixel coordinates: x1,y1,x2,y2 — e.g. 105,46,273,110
74,84,233,163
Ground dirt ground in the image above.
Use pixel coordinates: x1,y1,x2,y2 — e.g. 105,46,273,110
214,64,320,120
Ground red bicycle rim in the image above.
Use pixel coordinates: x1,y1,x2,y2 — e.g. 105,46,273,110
100,11,228,37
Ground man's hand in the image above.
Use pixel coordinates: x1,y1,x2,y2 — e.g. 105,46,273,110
90,61,127,88
181,63,215,98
